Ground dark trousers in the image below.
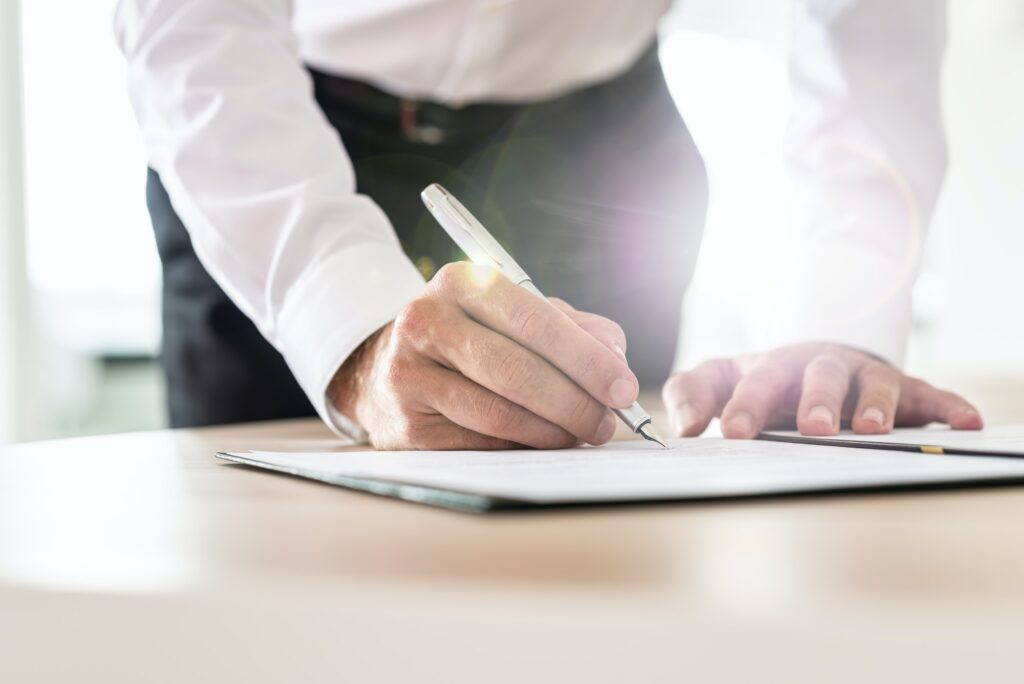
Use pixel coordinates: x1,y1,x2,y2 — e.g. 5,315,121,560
148,46,708,428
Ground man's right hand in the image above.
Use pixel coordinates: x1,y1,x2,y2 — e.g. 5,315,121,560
329,262,640,450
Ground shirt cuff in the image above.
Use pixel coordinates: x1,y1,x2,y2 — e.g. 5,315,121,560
274,242,426,442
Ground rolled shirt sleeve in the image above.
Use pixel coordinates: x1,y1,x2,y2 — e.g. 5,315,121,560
753,0,948,367
114,0,425,439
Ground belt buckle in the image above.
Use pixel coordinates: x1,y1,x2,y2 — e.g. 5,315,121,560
399,99,445,145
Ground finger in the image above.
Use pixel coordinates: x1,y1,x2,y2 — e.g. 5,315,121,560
370,410,519,451
547,296,575,314
795,354,851,436
439,316,617,445
426,366,580,449
661,358,736,437
548,297,629,360
391,294,462,363
403,421,522,451
896,378,984,430
720,361,792,439
432,263,638,409
850,361,901,434
567,314,628,362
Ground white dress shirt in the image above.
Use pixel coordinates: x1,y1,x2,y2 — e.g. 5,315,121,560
113,0,946,438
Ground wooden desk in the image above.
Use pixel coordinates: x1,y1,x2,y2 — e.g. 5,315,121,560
2,406,1023,683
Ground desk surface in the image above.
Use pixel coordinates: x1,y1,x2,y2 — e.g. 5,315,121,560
3,405,1024,683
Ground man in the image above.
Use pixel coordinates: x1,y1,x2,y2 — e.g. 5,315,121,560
115,0,981,449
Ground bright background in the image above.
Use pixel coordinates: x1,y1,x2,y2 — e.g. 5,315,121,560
0,0,1022,443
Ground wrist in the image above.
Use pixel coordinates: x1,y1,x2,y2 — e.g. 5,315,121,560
329,322,392,427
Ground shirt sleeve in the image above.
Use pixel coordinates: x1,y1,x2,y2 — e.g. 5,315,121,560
114,0,426,439
752,0,948,367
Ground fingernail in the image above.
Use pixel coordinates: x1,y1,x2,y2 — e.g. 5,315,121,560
596,412,616,443
609,377,638,408
612,342,628,362
727,412,754,438
861,407,885,425
808,404,835,427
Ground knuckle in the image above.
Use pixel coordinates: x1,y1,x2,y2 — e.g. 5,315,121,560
577,352,601,382
743,366,787,396
510,305,548,345
740,377,773,400
431,261,472,294
804,363,849,399
807,353,848,378
394,298,435,338
383,355,412,392
434,261,502,297
568,393,598,428
495,347,535,392
427,271,450,296
478,394,519,434
432,260,464,284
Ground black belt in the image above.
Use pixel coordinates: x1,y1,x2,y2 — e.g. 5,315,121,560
307,43,660,146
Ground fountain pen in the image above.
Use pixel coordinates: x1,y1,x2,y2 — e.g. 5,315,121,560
421,183,668,447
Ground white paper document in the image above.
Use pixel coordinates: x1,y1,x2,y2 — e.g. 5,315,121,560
219,432,1024,512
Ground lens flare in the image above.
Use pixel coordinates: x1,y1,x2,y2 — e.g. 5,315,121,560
467,261,501,289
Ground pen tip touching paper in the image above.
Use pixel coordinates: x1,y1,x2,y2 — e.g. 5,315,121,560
638,422,668,448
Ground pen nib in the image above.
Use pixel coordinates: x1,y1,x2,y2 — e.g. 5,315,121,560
637,421,668,448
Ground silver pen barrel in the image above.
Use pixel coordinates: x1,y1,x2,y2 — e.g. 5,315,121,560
615,402,667,447
615,402,651,432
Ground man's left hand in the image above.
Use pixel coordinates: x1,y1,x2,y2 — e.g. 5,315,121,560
662,342,984,438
